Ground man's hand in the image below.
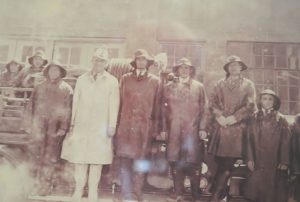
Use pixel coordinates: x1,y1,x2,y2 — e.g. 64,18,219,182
107,127,116,138
68,125,74,134
278,164,288,170
199,130,207,140
159,132,168,141
57,129,66,137
216,116,227,127
22,75,34,87
226,115,237,126
247,161,255,172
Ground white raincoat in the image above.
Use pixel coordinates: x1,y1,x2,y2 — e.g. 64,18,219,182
61,71,120,164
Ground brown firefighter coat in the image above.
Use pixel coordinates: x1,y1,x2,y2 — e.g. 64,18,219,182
290,114,300,175
244,110,290,202
115,71,160,159
208,77,256,158
30,77,73,164
290,114,300,202
163,78,207,164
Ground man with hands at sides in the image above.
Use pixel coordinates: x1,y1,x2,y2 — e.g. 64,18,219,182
61,47,120,202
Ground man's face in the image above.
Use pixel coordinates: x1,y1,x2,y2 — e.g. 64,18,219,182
135,57,148,70
228,62,242,76
48,65,61,80
32,56,44,68
261,94,275,110
92,57,107,73
9,62,19,73
178,64,190,78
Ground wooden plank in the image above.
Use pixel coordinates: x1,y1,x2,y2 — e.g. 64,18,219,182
0,87,33,92
2,96,30,102
0,132,31,145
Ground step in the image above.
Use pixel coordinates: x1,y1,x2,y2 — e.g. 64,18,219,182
3,105,25,111
3,109,23,117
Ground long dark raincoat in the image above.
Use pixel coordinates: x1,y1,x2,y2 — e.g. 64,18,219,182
244,110,290,202
208,77,256,158
163,78,207,164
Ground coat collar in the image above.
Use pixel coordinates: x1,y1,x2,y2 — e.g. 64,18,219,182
257,109,281,122
224,75,243,90
131,69,149,81
262,108,274,115
46,77,62,84
179,76,191,85
30,65,43,72
88,70,109,82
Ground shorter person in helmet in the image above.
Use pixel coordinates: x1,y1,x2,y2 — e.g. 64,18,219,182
244,89,290,202
30,60,73,195
290,113,300,202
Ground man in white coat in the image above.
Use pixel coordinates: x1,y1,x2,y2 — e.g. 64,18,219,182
61,47,120,202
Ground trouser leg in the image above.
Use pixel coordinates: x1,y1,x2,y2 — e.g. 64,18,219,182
120,157,135,201
185,163,201,201
295,175,300,202
39,119,62,193
73,164,88,201
88,164,103,202
133,171,145,201
274,170,288,202
170,162,185,199
31,117,47,179
210,157,236,202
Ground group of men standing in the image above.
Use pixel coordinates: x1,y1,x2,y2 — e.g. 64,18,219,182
2,47,300,202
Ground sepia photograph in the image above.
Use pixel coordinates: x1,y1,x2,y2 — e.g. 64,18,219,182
0,0,300,202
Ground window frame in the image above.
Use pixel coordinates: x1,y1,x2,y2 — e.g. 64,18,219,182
53,40,125,70
159,40,205,72
227,41,300,115
0,39,17,70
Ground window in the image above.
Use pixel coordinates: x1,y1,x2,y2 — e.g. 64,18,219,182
0,39,17,71
228,41,300,115
252,43,289,69
56,47,81,67
53,41,124,69
160,42,202,71
0,45,9,62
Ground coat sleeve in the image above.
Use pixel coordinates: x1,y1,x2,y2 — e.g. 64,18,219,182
233,81,257,123
290,125,296,173
161,83,168,133
21,71,35,88
199,84,208,130
246,117,255,162
209,81,224,118
70,78,81,127
15,68,26,87
279,117,290,166
23,86,36,133
108,78,120,129
60,85,74,131
290,123,300,173
151,79,163,137
116,75,125,127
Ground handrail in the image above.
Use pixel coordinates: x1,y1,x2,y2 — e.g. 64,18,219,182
0,87,34,92
2,96,30,102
